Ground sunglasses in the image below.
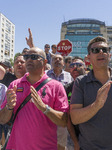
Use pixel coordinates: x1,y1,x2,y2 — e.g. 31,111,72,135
67,61,72,64
23,54,45,61
90,47,111,54
45,47,50,48
23,50,28,54
69,62,84,68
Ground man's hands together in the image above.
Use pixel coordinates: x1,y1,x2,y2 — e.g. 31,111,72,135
30,86,46,112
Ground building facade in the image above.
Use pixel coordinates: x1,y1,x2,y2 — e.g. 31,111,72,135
0,13,15,62
61,18,112,59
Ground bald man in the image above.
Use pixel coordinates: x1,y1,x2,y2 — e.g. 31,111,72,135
0,47,69,150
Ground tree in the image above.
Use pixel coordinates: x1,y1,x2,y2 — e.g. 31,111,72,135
9,58,14,67
8,52,21,67
14,52,21,60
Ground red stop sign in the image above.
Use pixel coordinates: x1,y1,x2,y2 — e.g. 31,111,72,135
57,39,72,56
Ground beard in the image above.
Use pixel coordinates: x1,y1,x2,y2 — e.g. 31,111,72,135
71,68,85,80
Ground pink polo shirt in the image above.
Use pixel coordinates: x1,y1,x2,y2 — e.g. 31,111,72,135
1,73,69,150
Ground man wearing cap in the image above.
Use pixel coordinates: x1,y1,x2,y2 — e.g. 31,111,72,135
0,60,12,74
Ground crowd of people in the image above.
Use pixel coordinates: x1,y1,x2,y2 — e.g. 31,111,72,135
0,28,111,150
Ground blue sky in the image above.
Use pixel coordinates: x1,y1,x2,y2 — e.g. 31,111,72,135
0,0,112,54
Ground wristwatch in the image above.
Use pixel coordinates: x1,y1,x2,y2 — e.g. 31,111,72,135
43,105,51,114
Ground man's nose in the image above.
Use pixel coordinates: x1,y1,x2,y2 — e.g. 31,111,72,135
99,49,104,53
73,65,77,68
17,62,22,65
56,58,60,61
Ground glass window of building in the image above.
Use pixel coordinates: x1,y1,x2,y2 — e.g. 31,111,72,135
61,19,105,59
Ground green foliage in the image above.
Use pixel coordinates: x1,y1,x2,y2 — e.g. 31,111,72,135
14,53,21,59
8,52,21,67
9,58,14,66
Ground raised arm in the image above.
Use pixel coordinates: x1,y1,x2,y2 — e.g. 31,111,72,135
70,81,112,125
26,28,35,48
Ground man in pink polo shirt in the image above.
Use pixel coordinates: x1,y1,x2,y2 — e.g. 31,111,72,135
0,47,69,150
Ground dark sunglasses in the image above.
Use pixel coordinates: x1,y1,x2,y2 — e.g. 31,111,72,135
45,47,50,48
53,47,57,49
67,61,72,64
69,62,84,68
23,54,45,61
90,47,111,54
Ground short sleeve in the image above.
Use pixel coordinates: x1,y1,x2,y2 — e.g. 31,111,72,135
53,83,69,112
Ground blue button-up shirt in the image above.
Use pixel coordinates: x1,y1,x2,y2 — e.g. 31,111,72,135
46,52,52,64
46,69,72,86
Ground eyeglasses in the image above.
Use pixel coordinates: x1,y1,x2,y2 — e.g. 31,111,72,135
67,61,72,64
23,54,45,61
53,47,57,49
45,47,50,48
69,62,84,68
90,47,111,54
22,50,28,54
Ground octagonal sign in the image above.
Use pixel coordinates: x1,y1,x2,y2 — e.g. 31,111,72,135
57,39,72,56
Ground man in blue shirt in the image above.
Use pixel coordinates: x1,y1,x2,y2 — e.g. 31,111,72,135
46,54,71,150
46,54,72,85
44,44,52,64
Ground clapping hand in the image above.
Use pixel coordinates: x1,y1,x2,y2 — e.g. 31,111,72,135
6,86,17,109
30,86,46,112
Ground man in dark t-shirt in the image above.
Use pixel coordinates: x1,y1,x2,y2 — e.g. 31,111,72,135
0,55,26,87
70,36,112,150
0,72,16,87
64,58,86,150
65,57,86,102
